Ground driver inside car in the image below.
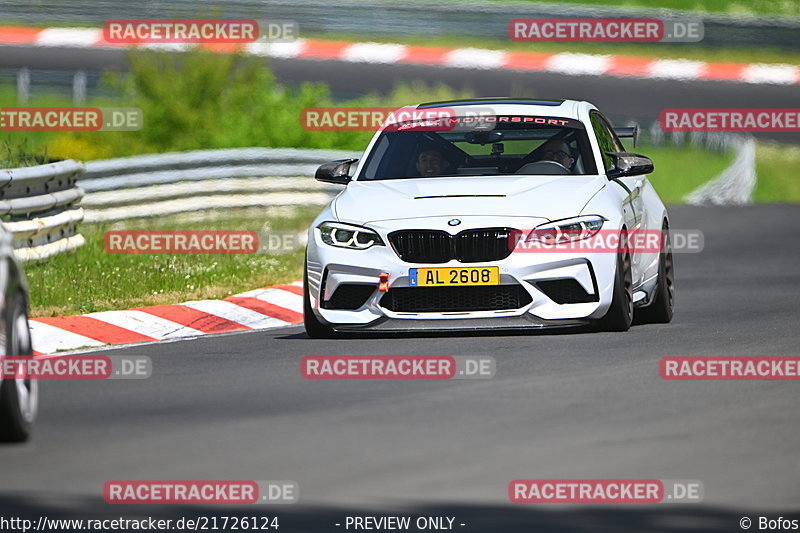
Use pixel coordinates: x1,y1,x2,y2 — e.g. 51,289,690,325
536,139,575,171
415,146,450,177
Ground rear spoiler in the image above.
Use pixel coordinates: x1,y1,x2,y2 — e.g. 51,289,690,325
614,125,638,148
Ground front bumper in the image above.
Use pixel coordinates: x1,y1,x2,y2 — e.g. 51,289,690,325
332,315,591,333
306,217,617,330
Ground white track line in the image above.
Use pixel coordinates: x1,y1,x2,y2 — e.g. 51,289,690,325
740,64,800,85
443,48,507,69
546,53,612,75
342,42,407,64
246,40,306,58
648,59,706,80
35,28,102,47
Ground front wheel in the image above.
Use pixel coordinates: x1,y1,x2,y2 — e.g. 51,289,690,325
636,223,675,324
597,234,633,332
0,295,38,442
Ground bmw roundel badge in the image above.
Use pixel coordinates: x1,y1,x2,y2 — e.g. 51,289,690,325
448,219,461,226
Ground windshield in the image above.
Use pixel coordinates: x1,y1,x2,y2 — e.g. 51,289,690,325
357,115,598,180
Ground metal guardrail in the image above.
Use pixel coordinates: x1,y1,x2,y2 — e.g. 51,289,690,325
685,136,756,205
0,159,85,263
0,148,359,262
1,0,798,51
80,148,361,222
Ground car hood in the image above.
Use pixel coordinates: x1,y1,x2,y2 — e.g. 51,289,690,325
333,175,606,224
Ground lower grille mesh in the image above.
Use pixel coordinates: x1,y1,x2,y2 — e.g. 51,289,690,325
535,279,597,304
380,285,532,313
323,284,375,310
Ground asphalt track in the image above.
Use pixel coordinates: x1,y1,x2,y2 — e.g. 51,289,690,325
2,45,799,144
1,204,799,532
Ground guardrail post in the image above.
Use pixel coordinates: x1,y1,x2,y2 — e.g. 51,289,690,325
73,70,87,104
16,67,30,104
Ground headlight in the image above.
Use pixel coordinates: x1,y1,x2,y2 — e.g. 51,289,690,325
318,222,384,249
527,215,605,244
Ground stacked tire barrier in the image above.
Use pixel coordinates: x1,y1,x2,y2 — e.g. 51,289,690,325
0,159,85,262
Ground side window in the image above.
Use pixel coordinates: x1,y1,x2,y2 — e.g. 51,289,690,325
589,111,624,172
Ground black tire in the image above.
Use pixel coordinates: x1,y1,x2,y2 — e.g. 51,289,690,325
0,294,37,443
636,223,675,324
303,265,339,339
597,231,633,332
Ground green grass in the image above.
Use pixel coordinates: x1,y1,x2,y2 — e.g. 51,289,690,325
0,138,51,168
310,31,800,66
633,142,734,203
0,51,472,161
476,0,800,16
25,207,320,318
754,142,800,202
0,84,134,162
0,85,75,166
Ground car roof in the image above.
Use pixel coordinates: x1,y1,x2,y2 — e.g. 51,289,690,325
414,98,589,120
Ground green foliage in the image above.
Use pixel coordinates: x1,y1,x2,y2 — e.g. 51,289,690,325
642,143,734,204
754,143,800,202
0,138,50,168
39,49,472,159
480,0,800,16
25,207,318,317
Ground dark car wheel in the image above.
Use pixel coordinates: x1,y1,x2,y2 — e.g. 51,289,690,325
0,295,38,442
636,222,675,324
597,231,633,332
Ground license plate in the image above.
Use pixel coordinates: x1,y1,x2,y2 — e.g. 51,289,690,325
409,267,500,287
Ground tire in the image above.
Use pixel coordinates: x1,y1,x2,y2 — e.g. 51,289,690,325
0,294,38,443
303,265,338,339
597,231,633,332
636,222,675,324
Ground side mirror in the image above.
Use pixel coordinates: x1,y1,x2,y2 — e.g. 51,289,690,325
605,152,653,179
315,158,358,185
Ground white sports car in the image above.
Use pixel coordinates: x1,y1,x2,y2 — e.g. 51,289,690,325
304,98,674,337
